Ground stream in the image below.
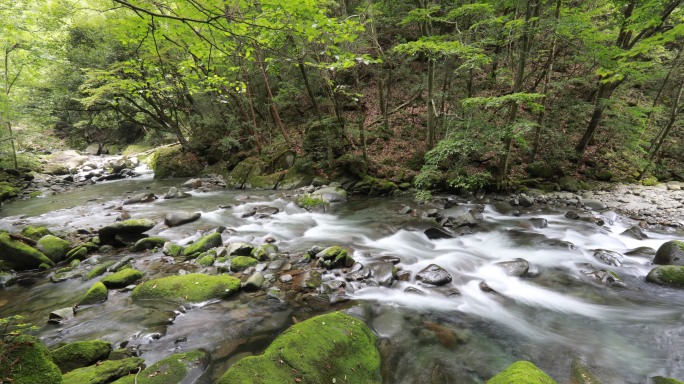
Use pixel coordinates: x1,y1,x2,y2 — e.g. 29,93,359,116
1,165,683,383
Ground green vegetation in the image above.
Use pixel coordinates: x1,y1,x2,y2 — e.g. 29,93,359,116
131,273,240,304
230,256,259,272
182,233,223,258
78,282,108,305
488,361,556,384
100,268,144,289
61,357,144,384
50,340,111,373
646,266,684,288
112,350,208,384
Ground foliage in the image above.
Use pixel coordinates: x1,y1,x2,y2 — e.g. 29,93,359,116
0,315,40,381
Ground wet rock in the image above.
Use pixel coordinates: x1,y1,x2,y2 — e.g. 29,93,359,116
122,192,157,205
396,270,411,281
416,264,452,286
21,225,52,240
78,282,108,306
62,357,144,384
182,233,223,258
529,218,548,229
654,241,684,265
368,261,396,287
279,274,293,283
488,360,556,384
131,273,240,304
443,211,479,228
243,272,265,291
652,377,684,384
646,265,684,288
479,281,497,293
495,258,530,277
593,249,623,267
0,335,62,384
251,243,278,261
162,242,183,257
310,186,348,203
300,270,322,290
254,205,280,219
230,256,259,272
163,186,191,199
217,311,380,384
226,242,254,256
101,268,144,289
111,350,209,384
164,211,201,227
0,232,54,270
585,269,625,287
621,225,648,240
98,219,155,246
565,211,580,220
51,340,112,373
315,246,355,269
424,227,453,239
518,195,535,207
399,205,413,214
0,271,16,287
404,286,426,295
625,246,656,257
48,307,75,324
183,178,203,188
36,235,71,263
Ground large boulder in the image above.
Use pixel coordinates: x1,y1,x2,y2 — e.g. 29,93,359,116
0,335,62,384
131,273,240,304
0,232,55,270
111,350,210,384
21,226,52,241
61,357,145,384
654,241,684,265
97,219,156,246
646,265,684,288
36,235,71,263
50,340,112,373
310,186,347,203
488,361,556,384
182,233,223,258
218,311,381,383
78,282,108,306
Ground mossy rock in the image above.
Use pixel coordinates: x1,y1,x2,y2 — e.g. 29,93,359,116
163,243,183,257
646,265,684,288
642,176,658,186
50,340,112,374
230,256,259,272
0,335,62,384
488,361,556,384
353,176,398,196
101,268,144,289
78,282,108,305
111,350,209,384
316,246,355,269
295,195,327,209
570,359,601,384
559,177,580,192
0,232,55,270
66,246,89,262
218,311,381,384
0,182,20,201
251,243,278,261
131,236,168,252
83,262,114,281
653,377,684,384
196,254,215,267
226,157,263,188
182,233,223,258
654,241,684,265
21,226,53,241
131,273,240,304
151,145,205,179
61,357,144,384
245,171,283,190
37,235,72,263
526,162,565,179
98,219,156,246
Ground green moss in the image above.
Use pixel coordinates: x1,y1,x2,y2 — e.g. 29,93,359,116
182,233,223,258
646,265,684,288
570,359,601,384
121,144,154,157
218,311,381,384
653,377,684,384
0,182,20,201
296,196,326,208
131,236,168,252
50,340,112,373
61,357,144,384
79,282,108,305
230,256,259,272
0,335,62,384
251,244,278,261
488,361,556,384
83,262,115,281
196,254,215,267
316,246,355,269
359,175,398,195
66,246,88,261
642,176,658,186
21,226,52,241
111,350,209,384
163,243,183,257
100,268,144,289
151,146,204,179
37,235,71,263
131,273,240,304
0,232,55,270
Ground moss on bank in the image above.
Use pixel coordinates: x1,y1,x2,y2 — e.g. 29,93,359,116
50,340,111,373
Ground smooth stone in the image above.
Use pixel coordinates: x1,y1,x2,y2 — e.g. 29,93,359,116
164,211,201,227
416,264,452,286
424,227,453,240
243,272,265,291
495,258,530,277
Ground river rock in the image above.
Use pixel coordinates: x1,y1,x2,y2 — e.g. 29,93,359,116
368,261,396,287
217,311,381,384
131,273,241,304
0,335,62,384
495,258,530,277
78,282,108,306
98,219,155,246
163,186,191,199
50,340,112,373
122,192,157,205
226,242,254,256
101,268,144,288
529,218,548,228
61,357,144,384
0,232,54,270
593,249,623,267
424,227,453,239
111,350,210,384
21,225,52,240
183,178,203,188
654,241,684,265
488,360,556,383
48,307,75,324
131,236,167,251
251,243,278,261
182,232,223,258
585,269,625,287
36,235,71,263
164,211,201,227
230,256,259,272
310,186,348,203
416,264,452,286
621,225,648,240
315,246,355,269
243,271,265,291
583,199,607,210
565,211,580,220
646,265,684,288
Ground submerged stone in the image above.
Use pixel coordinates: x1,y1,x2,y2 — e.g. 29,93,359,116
218,311,381,384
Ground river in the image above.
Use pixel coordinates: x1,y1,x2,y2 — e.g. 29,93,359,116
0,167,683,383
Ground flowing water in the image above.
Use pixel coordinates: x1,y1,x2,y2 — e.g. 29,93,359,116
1,168,683,383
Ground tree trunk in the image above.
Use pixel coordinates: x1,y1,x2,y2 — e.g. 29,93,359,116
574,80,621,158
298,57,323,122
426,58,436,149
254,49,291,146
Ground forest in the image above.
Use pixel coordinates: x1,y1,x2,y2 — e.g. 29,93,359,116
1,0,684,194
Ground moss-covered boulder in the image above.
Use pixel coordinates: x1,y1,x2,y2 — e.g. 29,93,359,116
0,182,20,201
653,377,684,384
21,226,53,241
36,235,71,263
101,268,144,289
50,340,112,373
111,350,209,384
0,232,55,270
131,236,168,252
131,273,240,304
61,357,144,384
251,243,278,261
646,265,684,288
83,262,114,281
230,256,259,272
488,361,556,384
182,233,223,258
218,311,381,384
151,145,205,179
65,245,89,262
0,335,62,384
654,241,684,265
78,282,108,305
295,195,327,209
351,176,398,196
98,219,156,246
642,176,658,186
196,254,215,267
315,246,355,269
